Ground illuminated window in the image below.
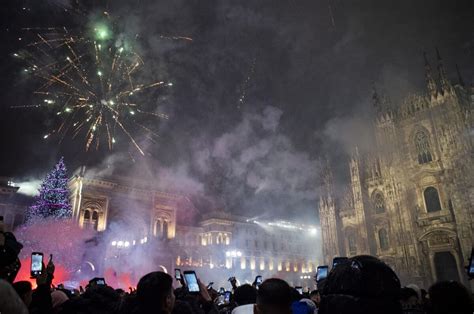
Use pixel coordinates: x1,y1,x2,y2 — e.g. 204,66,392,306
415,131,433,164
424,187,442,212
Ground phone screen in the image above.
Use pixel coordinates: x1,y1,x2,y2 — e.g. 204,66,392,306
224,291,231,303
296,287,303,294
316,266,328,282
175,269,182,280
96,279,106,285
31,252,43,276
256,276,262,285
184,271,200,293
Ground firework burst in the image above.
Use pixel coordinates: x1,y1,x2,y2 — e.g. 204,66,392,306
15,14,184,155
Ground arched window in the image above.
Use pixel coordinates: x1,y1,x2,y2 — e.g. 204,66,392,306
84,209,91,220
378,228,389,251
415,131,433,164
373,193,386,214
424,187,442,212
347,235,357,255
92,211,98,220
162,221,168,239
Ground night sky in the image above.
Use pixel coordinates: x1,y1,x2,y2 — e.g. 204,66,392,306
0,0,472,221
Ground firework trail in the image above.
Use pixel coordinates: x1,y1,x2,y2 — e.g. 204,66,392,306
15,13,188,155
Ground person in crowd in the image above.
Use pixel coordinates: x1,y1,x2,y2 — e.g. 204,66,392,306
0,278,29,314
400,287,423,314
232,284,257,314
13,280,33,307
426,280,473,314
51,290,69,314
29,258,55,314
254,278,292,314
135,271,176,314
319,255,402,314
309,290,320,308
60,285,121,314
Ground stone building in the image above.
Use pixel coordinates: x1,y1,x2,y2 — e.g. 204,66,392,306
0,177,30,231
318,51,473,288
68,168,321,288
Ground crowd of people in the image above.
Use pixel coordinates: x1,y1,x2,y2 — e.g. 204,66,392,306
1,230,473,314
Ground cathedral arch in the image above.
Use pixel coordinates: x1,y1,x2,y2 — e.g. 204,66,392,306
424,187,442,213
413,128,433,164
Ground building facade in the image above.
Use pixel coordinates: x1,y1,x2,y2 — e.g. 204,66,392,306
319,52,473,288
0,177,30,231
68,169,321,288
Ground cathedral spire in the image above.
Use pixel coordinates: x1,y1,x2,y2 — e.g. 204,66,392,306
436,48,452,94
455,64,465,87
424,52,438,99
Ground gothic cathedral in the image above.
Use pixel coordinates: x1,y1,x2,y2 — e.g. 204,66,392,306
318,51,473,288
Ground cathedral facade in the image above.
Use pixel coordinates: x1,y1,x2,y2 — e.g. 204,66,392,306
319,51,473,288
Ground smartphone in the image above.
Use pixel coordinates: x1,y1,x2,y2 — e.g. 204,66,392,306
332,257,349,269
31,252,43,278
183,271,200,293
255,275,263,285
175,268,182,280
95,278,106,285
295,286,303,294
316,266,329,282
218,287,225,294
89,277,106,286
224,291,231,303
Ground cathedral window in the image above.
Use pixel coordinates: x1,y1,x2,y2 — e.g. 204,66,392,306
378,228,389,251
414,131,433,164
348,235,357,255
373,193,386,214
83,209,91,220
92,211,99,221
424,187,442,212
162,221,169,239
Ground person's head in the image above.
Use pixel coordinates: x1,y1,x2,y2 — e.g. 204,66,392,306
137,271,175,314
320,255,402,314
309,290,320,306
427,281,473,314
400,287,419,309
255,278,292,314
51,290,69,313
0,232,23,282
13,281,33,307
234,284,257,306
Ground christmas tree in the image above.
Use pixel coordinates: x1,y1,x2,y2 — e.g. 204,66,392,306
28,157,72,221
